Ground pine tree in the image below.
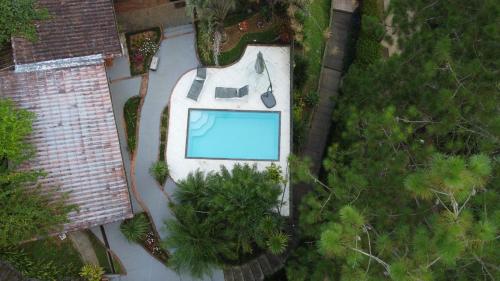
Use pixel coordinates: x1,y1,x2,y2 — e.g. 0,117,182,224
286,0,499,279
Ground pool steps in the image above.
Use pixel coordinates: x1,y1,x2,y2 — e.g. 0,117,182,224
190,112,216,137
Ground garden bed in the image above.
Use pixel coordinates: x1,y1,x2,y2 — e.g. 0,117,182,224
124,96,141,154
158,105,169,161
126,27,161,76
196,13,288,66
121,213,169,265
0,237,84,280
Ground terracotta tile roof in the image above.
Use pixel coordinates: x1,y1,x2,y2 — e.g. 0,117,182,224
12,0,122,65
0,64,132,232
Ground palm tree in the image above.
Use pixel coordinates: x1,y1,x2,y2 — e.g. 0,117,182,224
186,0,236,65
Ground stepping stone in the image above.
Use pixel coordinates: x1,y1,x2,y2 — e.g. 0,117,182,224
241,265,255,281
249,260,265,281
232,267,244,281
266,253,283,272
224,268,235,281
257,255,273,276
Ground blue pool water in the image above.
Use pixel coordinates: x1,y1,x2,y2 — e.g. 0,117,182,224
186,109,280,160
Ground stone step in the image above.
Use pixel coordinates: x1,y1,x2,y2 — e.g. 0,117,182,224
257,255,273,276
224,268,235,281
249,259,265,281
232,267,244,281
241,265,256,281
224,252,288,281
265,253,284,273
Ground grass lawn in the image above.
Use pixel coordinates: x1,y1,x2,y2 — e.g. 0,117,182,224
87,231,123,274
19,237,84,279
300,0,331,93
124,96,141,154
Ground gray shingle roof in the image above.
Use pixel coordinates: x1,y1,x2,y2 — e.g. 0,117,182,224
0,63,132,232
12,0,122,65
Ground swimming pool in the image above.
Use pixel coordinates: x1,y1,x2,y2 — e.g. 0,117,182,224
186,109,280,160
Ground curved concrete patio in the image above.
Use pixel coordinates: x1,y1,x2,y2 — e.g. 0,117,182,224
167,46,291,216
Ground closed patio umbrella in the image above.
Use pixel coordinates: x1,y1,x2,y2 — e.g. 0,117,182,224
255,51,265,74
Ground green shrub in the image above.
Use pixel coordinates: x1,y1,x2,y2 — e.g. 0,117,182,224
159,106,169,161
355,36,382,66
352,0,383,66
293,55,309,90
362,0,382,19
0,247,62,281
124,96,141,153
149,161,169,185
266,231,289,255
79,264,104,281
163,164,287,278
196,21,214,65
304,91,320,108
120,213,149,243
361,15,384,41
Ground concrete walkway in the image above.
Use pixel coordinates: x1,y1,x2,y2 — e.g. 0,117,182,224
102,25,224,281
69,231,99,265
134,25,199,237
293,2,354,218
301,6,354,175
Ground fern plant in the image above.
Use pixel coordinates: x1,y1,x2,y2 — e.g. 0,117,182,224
120,213,149,243
79,264,104,281
149,161,169,185
266,231,289,255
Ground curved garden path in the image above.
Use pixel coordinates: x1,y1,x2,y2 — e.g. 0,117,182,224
94,25,224,281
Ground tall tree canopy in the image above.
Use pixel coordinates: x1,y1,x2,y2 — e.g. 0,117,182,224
0,99,72,247
287,0,499,280
0,0,48,45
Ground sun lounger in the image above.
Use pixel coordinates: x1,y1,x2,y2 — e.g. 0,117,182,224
187,79,205,101
238,85,248,97
215,87,237,98
215,85,249,99
187,67,207,101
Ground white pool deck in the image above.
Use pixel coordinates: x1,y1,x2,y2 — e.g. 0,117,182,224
167,46,291,215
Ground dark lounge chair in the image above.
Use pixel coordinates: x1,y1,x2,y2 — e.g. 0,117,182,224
187,67,206,101
187,79,204,101
215,85,249,98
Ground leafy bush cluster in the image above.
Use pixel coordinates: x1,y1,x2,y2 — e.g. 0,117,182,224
0,99,74,247
149,161,169,185
79,264,104,281
0,0,48,45
0,248,61,281
123,96,141,153
120,213,149,243
163,164,288,278
354,0,384,66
